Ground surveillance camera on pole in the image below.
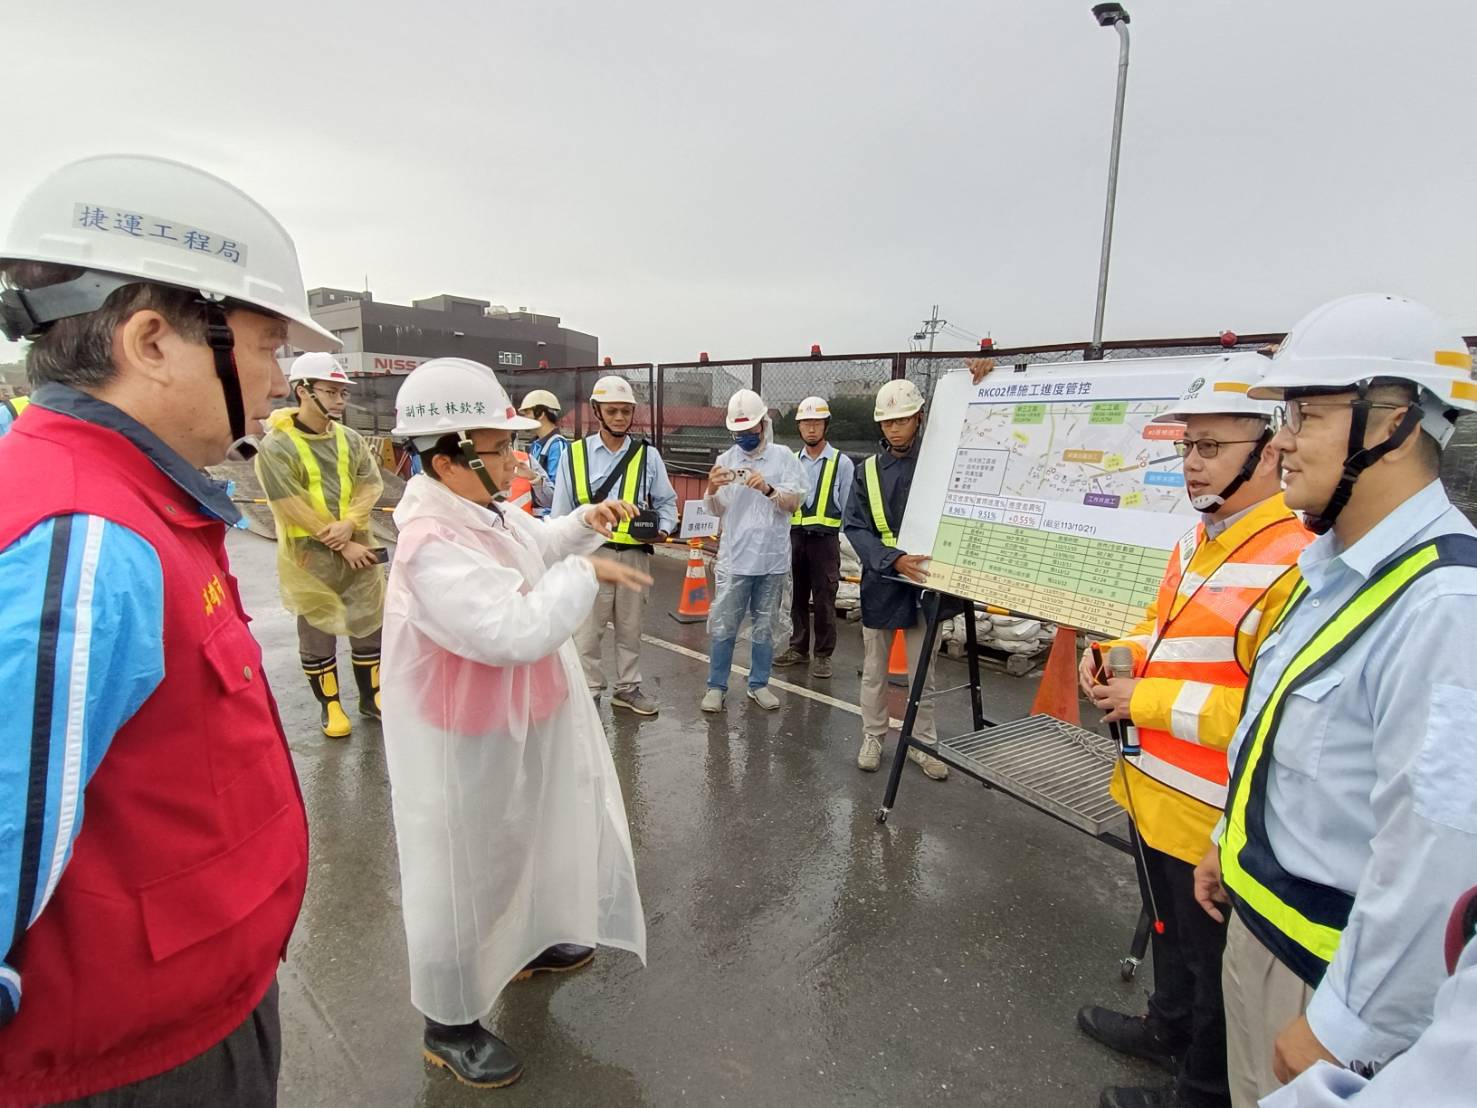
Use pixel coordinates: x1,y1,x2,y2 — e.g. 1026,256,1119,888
1088,3,1131,360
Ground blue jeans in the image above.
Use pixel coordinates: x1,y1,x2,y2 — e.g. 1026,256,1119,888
707,572,786,692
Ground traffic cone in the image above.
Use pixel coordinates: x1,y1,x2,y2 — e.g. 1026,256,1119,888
670,541,711,623
887,628,910,687
1030,626,1081,724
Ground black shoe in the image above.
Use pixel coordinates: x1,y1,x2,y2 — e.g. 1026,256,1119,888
1076,1006,1182,1073
1099,1085,1181,1108
422,1020,523,1088
517,943,595,980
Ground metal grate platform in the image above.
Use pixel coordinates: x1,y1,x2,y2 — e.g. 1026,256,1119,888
937,715,1129,839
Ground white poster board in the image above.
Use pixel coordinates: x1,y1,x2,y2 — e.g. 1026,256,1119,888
679,499,720,539
898,358,1217,637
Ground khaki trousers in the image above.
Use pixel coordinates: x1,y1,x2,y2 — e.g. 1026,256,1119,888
860,621,937,746
1222,911,1314,1107
574,546,649,694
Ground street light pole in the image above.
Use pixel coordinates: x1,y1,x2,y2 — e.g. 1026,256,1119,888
1089,3,1131,361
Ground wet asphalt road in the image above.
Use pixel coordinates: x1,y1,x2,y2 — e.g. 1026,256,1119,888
228,532,1161,1107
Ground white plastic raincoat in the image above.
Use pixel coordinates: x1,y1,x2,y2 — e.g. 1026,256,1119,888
705,423,807,645
254,407,386,637
381,474,646,1024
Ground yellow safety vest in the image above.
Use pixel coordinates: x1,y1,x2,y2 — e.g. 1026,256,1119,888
1221,533,1477,986
282,422,354,540
862,455,897,548
569,436,648,546
791,450,843,529
1,395,29,421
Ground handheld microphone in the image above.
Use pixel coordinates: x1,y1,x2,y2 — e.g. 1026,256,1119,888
1106,644,1141,757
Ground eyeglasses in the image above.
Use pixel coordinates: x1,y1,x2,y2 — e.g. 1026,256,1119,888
1173,438,1264,459
1273,400,1407,434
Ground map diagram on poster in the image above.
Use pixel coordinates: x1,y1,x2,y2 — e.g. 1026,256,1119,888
898,358,1216,637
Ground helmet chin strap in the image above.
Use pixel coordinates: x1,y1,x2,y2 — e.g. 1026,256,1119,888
1302,388,1422,536
200,299,256,461
456,434,505,510
1187,426,1271,512
302,385,341,423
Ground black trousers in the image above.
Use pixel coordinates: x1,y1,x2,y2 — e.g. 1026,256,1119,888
1137,840,1231,1108
63,982,281,1107
789,530,841,657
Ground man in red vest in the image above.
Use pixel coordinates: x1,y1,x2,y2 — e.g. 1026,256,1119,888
0,155,335,1103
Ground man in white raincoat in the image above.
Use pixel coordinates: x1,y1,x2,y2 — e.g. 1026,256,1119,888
255,352,387,737
700,388,807,713
382,357,649,1089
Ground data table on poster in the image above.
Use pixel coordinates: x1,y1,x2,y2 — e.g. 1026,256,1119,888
928,515,1170,637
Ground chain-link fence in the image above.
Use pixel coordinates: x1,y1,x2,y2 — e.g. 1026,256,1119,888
757,355,897,462
654,359,756,474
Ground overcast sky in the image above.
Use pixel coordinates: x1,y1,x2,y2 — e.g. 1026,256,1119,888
4,0,1474,366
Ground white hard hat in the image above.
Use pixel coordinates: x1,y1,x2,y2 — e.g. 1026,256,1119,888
796,396,832,421
726,389,768,431
518,388,561,414
1250,293,1476,446
590,375,636,405
0,154,337,353
1152,353,1277,424
874,379,925,421
393,358,539,447
288,352,352,387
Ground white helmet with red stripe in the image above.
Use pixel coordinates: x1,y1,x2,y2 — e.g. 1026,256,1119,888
393,358,538,449
726,388,768,431
288,351,352,388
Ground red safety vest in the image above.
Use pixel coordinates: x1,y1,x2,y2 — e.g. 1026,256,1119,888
0,408,308,1103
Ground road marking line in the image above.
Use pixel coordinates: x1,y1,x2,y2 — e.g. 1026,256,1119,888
639,633,903,728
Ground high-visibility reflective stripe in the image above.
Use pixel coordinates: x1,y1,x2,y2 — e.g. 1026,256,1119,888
571,437,647,545
863,456,896,548
2,396,29,419
1222,541,1448,973
792,451,842,528
1168,680,1215,743
1203,562,1292,590
1151,636,1238,664
284,423,352,539
1132,746,1228,808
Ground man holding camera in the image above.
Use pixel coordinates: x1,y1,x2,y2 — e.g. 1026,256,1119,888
551,374,677,716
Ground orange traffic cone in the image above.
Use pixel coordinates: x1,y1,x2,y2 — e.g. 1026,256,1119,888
887,628,910,687
670,541,711,623
1030,626,1081,724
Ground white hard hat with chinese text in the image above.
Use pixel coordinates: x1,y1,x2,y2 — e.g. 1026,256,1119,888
0,154,337,353
874,379,924,421
590,375,636,405
796,396,832,421
393,358,539,449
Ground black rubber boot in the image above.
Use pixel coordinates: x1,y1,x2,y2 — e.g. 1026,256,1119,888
422,1019,523,1089
302,656,352,739
351,650,381,719
1076,1006,1182,1073
516,943,595,981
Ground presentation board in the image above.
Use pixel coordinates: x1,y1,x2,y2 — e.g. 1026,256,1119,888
898,357,1221,637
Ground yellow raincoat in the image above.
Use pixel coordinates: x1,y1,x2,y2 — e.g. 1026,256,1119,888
254,408,386,638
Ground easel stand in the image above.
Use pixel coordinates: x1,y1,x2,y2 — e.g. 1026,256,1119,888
876,587,1154,981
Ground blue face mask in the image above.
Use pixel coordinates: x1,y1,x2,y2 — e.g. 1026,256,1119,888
734,430,762,451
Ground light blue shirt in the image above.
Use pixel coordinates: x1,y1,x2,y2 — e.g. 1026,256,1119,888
1218,479,1477,1065
1260,933,1477,1107
550,433,679,534
795,443,854,523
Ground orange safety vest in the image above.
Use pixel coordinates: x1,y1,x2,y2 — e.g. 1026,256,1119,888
508,449,536,515
1129,511,1311,810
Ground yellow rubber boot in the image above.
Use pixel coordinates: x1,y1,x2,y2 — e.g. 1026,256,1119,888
303,657,353,739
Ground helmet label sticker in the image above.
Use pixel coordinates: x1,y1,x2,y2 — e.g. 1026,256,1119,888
73,203,248,266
